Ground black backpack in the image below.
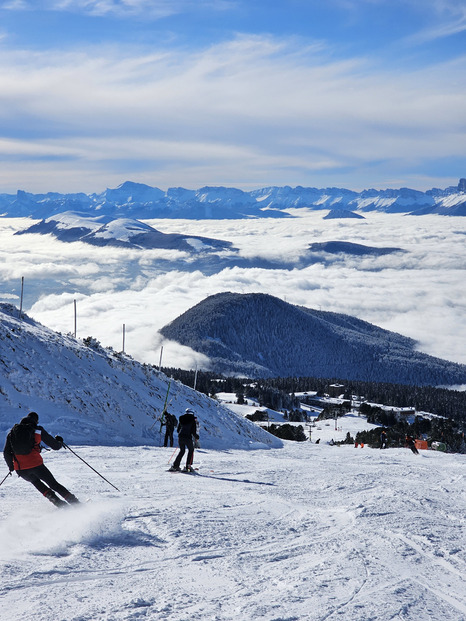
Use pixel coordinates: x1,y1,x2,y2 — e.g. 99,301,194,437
9,423,37,455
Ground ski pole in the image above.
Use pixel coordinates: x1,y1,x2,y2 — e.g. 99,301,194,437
0,471,12,487
167,447,177,464
62,442,120,492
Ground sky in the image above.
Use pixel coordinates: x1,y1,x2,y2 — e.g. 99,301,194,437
0,0,465,193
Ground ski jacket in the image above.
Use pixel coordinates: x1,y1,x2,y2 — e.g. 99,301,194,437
3,425,62,472
177,413,198,440
165,413,177,431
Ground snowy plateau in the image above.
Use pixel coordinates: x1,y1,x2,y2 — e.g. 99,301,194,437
1,306,466,621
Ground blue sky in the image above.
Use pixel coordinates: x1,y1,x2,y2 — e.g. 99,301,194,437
0,0,465,193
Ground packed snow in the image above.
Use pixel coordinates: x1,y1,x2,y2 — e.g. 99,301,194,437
1,440,465,621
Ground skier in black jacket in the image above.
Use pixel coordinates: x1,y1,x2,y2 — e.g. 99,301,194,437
3,411,79,507
169,409,199,472
163,412,178,448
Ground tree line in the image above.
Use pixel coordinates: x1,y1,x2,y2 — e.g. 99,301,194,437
162,368,465,424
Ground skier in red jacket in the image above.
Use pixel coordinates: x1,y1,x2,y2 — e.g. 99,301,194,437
3,411,79,507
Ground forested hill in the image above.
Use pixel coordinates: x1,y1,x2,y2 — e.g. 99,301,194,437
160,292,466,386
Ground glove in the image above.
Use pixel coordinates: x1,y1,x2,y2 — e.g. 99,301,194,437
55,435,64,446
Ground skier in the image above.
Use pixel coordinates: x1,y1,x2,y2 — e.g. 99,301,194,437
405,434,419,455
3,411,80,507
380,429,388,449
163,412,178,448
169,408,199,472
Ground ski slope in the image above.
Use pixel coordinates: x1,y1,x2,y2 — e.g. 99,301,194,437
1,442,465,621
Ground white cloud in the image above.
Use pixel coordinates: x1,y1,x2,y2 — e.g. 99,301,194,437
405,0,466,43
1,212,464,372
0,33,465,192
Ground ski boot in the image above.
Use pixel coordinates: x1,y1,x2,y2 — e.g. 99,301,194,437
64,493,80,504
44,490,67,508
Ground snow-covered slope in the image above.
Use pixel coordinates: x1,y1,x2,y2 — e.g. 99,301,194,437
15,211,234,251
0,303,281,450
1,442,464,621
1,179,465,219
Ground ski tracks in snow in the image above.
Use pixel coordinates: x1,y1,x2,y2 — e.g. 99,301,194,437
0,444,465,620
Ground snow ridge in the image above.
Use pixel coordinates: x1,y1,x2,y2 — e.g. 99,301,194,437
0,303,281,450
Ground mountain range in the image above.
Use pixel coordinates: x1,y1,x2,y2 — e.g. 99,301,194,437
0,302,280,449
1,178,465,219
159,292,466,385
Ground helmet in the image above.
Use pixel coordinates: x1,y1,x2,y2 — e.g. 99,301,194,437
185,408,194,415
27,412,39,423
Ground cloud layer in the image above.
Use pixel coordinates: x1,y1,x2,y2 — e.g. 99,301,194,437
1,212,465,374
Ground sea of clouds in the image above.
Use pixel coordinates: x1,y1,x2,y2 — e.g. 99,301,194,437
1,211,465,372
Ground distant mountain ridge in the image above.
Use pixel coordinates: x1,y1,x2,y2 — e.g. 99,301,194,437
159,292,466,385
1,178,465,219
15,211,234,251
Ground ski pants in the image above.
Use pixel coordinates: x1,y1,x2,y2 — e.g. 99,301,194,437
173,436,194,468
17,464,72,499
164,428,174,447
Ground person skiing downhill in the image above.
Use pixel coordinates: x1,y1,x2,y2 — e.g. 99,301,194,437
3,411,79,507
405,434,419,455
169,408,199,472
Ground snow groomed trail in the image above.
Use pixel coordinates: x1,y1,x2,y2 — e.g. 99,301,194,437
1,443,465,621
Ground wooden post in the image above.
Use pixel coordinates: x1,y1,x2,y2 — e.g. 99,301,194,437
193,365,198,391
122,323,126,353
19,276,24,320
74,299,77,338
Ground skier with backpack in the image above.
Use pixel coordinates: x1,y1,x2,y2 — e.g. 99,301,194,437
169,408,199,472
163,412,178,448
3,411,80,507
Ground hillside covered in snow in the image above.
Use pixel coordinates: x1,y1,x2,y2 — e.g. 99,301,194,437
0,303,281,450
15,211,234,252
1,178,465,219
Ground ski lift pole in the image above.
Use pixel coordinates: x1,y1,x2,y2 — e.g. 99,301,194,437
0,471,12,487
62,443,120,492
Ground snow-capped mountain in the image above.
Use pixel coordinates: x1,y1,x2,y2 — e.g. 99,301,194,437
160,292,466,385
15,211,234,251
1,178,465,219
0,303,281,449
